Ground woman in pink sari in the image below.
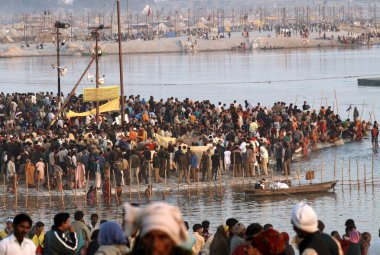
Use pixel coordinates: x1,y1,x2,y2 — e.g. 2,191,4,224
75,160,86,188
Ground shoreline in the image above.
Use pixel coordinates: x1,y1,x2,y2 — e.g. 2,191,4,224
1,35,378,58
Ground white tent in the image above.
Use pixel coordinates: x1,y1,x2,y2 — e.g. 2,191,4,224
156,23,170,33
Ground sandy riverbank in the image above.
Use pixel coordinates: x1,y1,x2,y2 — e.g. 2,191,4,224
1,33,378,57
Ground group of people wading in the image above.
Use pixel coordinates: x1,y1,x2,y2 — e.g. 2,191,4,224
0,92,373,196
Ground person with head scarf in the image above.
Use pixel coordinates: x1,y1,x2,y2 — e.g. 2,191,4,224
230,223,246,255
123,202,191,255
248,228,286,255
232,223,263,255
291,201,343,255
209,225,229,255
95,221,129,255
346,228,362,255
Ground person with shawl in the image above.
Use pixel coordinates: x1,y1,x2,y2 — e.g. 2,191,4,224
95,222,129,255
123,202,191,255
35,158,45,187
25,159,36,188
347,228,362,255
75,160,86,189
209,225,229,255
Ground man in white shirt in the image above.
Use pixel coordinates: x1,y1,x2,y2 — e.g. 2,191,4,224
0,213,36,255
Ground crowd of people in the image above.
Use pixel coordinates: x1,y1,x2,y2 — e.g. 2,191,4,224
0,201,378,255
0,92,373,196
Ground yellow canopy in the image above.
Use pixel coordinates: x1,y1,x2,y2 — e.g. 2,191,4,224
66,98,120,118
83,85,120,102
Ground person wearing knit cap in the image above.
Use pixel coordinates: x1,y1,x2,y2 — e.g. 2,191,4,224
123,202,191,255
230,223,246,255
291,201,343,255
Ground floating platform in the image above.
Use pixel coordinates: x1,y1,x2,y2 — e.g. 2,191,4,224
358,77,380,87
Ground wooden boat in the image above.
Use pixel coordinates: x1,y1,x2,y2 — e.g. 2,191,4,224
244,181,338,197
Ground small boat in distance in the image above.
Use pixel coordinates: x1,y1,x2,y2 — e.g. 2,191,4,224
244,180,338,197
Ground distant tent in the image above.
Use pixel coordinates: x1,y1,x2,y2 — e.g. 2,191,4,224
195,22,208,29
156,23,169,33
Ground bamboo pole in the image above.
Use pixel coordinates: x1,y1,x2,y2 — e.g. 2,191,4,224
84,171,90,204
364,164,367,185
187,166,190,197
333,156,336,181
74,172,77,206
219,166,222,195
348,157,351,185
25,168,28,210
356,159,359,185
3,175,5,211
341,159,344,185
136,169,141,204
46,167,52,207
164,160,167,199
321,158,324,183
285,166,288,183
297,163,301,186
129,161,132,202
59,173,64,206
37,173,40,207
108,169,111,204
360,100,365,120
113,170,119,205
372,155,374,183
14,174,18,210
334,89,339,115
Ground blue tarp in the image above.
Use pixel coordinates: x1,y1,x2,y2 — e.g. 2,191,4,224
166,31,176,38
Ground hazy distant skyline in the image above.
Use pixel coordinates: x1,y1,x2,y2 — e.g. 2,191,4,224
0,0,377,15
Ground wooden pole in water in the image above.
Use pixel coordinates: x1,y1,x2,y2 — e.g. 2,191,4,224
74,173,77,206
285,165,288,183
334,89,339,115
59,174,64,206
321,158,324,183
341,159,344,185
334,156,336,181
37,174,40,207
372,155,374,184
136,169,141,204
348,157,351,185
113,170,119,205
46,167,52,207
364,164,367,185
187,166,191,197
25,168,28,210
2,175,5,211
297,163,301,186
129,161,132,202
84,171,90,204
164,160,167,199
219,166,222,195
108,169,111,204
14,174,18,210
356,159,360,185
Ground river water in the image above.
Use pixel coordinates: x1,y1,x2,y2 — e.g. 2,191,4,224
1,46,380,237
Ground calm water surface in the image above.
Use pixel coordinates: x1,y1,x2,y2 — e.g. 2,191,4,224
1,46,380,237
